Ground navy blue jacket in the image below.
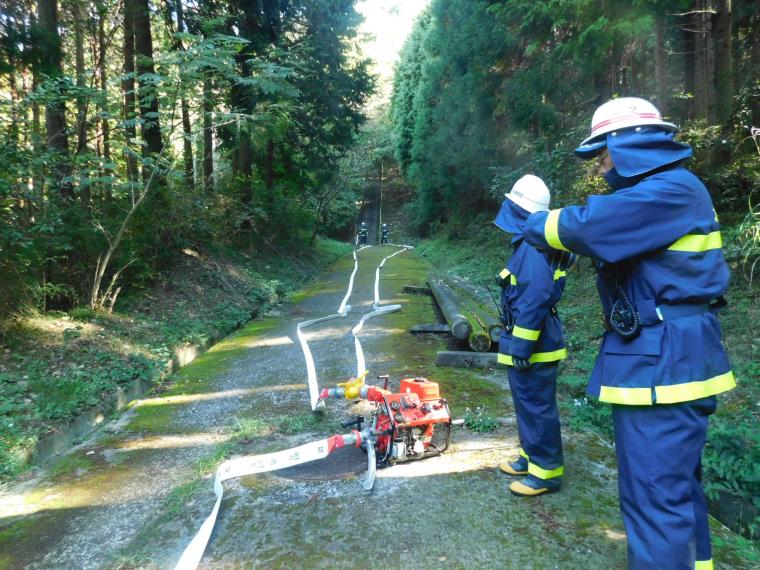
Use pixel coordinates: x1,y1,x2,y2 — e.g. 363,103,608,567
494,200,574,366
523,132,735,405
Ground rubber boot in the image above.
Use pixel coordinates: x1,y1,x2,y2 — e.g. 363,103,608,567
510,474,561,497
499,455,528,476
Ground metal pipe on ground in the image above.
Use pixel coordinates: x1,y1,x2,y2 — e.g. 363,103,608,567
445,277,503,343
427,275,472,341
468,329,492,352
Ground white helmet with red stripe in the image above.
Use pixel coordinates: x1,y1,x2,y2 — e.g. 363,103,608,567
579,97,677,147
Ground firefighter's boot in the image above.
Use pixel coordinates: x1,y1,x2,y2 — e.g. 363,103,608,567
509,474,561,497
499,455,528,476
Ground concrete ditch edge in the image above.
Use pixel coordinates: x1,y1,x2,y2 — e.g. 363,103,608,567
18,322,243,470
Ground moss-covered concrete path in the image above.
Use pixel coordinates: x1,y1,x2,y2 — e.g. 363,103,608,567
0,246,754,569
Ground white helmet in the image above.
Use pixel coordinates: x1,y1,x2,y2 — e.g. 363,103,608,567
579,97,677,147
506,174,550,213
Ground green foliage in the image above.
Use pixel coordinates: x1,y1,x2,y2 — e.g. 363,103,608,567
703,413,760,537
392,0,760,233
463,407,500,433
563,396,613,438
0,0,374,319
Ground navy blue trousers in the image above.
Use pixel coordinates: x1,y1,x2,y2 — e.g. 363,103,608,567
612,397,716,570
507,362,564,480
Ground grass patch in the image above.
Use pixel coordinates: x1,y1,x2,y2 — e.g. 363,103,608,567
463,407,500,432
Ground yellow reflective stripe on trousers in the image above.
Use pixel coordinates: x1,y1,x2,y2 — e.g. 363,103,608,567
528,462,564,479
667,231,722,252
513,325,540,341
695,560,713,570
599,386,653,405
553,269,566,280
497,348,568,366
545,209,569,252
655,371,736,404
519,448,528,459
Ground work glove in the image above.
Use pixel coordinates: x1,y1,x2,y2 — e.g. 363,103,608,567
512,356,531,370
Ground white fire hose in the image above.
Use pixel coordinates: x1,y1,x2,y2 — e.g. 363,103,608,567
174,244,412,569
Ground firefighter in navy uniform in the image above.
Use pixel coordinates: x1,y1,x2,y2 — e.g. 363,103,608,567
495,175,575,497
380,223,389,245
523,98,735,569
358,221,368,245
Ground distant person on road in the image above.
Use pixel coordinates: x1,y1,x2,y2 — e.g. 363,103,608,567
380,223,389,245
523,97,735,569
495,174,575,497
358,221,368,245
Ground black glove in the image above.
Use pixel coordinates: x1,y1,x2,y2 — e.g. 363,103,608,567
512,357,531,370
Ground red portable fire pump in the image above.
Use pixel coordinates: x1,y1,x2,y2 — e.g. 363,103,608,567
319,372,463,490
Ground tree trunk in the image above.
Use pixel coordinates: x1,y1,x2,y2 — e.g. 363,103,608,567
654,14,668,113
238,130,253,204
174,0,194,186
133,0,164,164
752,12,760,124
74,0,91,208
712,0,732,124
693,2,715,122
265,137,275,197
203,76,214,192
123,0,139,184
31,66,44,200
74,0,87,154
37,0,72,198
98,3,112,200
232,2,262,208
232,80,253,202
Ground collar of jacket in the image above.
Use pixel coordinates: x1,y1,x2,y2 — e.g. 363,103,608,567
494,198,531,238
604,162,688,191
606,126,693,178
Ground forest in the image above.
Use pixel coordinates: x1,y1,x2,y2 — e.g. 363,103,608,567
391,0,759,234
0,0,374,316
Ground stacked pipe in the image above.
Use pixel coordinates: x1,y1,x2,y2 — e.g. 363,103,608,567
445,275,503,344
427,274,501,352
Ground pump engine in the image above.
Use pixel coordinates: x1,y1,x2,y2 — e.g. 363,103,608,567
320,375,457,468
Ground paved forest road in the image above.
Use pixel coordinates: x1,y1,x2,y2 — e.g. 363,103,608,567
0,247,752,569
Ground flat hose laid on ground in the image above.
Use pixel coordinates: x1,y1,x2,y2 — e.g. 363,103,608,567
297,244,412,409
176,244,413,569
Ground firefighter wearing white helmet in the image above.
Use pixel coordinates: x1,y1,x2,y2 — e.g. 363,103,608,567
494,175,575,497
523,98,734,568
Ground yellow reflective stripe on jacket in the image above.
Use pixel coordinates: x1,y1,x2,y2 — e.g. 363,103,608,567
528,462,564,480
510,275,517,286
499,268,510,279
545,209,569,252
519,448,528,459
513,326,541,341
667,231,722,252
695,559,713,570
553,269,566,280
497,348,568,366
599,386,652,405
655,371,736,404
